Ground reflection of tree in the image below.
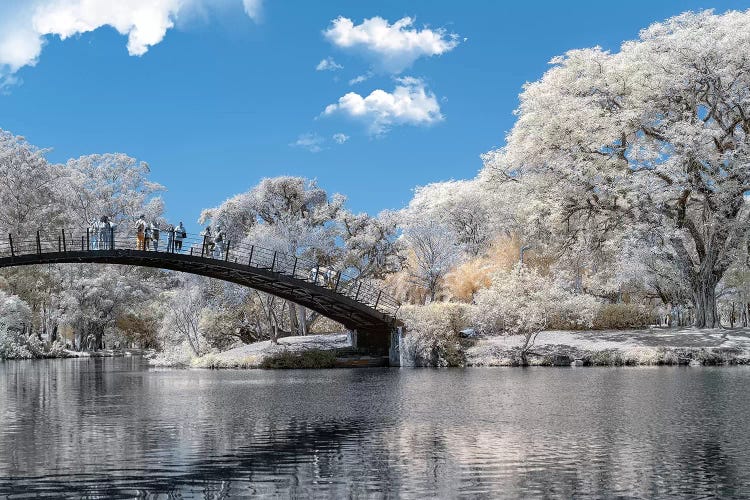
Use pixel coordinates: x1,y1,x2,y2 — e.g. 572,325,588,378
2,362,750,498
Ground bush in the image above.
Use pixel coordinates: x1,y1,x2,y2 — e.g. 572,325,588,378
260,349,337,369
592,303,657,329
399,303,473,367
473,265,598,336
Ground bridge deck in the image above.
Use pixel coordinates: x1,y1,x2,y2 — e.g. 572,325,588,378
0,229,400,347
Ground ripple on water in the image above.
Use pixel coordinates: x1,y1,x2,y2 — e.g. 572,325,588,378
1,360,750,498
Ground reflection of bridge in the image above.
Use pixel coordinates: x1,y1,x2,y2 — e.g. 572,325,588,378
0,229,401,354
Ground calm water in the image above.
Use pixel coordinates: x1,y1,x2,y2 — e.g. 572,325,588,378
1,358,750,498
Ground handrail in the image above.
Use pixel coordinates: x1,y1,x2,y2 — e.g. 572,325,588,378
0,228,401,319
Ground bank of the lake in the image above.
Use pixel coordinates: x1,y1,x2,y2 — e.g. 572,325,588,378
167,327,750,369
465,328,750,367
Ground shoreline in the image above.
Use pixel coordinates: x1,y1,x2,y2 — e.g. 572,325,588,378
7,329,750,368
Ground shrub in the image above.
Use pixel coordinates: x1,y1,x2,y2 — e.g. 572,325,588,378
260,349,337,369
592,303,657,329
473,265,598,336
399,303,473,367
473,265,598,364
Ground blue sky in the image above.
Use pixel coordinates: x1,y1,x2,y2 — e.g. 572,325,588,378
1,0,748,231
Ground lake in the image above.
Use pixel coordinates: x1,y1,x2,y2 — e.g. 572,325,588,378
1,357,749,498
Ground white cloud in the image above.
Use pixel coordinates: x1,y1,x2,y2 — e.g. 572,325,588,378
332,133,349,144
242,0,262,21
323,16,460,74
323,77,443,135
290,133,325,153
0,0,262,87
316,57,343,72
348,72,372,85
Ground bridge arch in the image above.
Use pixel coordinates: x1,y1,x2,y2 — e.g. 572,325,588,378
0,229,400,353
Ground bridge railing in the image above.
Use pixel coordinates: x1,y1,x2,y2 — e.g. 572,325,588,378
0,228,401,320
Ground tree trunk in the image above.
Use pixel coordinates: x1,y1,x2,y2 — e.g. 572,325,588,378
693,277,719,329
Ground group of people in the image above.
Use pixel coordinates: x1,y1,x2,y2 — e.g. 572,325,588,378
90,215,116,250
134,215,186,252
200,225,227,259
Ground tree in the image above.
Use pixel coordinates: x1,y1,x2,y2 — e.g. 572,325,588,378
493,10,750,327
473,265,597,365
401,220,460,303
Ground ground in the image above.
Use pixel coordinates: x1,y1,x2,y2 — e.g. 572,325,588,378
465,328,750,366
186,333,369,368
149,328,750,369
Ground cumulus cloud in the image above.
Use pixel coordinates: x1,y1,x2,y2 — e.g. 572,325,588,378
332,133,349,144
316,57,343,72
323,77,443,135
323,16,460,74
290,133,325,153
0,0,262,87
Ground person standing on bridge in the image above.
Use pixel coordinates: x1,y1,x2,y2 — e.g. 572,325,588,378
165,223,175,252
201,226,214,257
150,221,160,251
135,215,147,250
174,222,186,252
214,226,226,259
144,223,152,251
89,219,99,250
98,215,113,250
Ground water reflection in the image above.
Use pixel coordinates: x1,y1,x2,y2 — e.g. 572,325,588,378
1,359,750,498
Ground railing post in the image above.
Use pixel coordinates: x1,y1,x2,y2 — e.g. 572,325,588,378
36,231,41,255
374,290,382,310
292,257,298,277
334,272,341,292
248,246,254,266
58,236,61,252
111,227,115,250
62,229,66,252
8,234,14,257
190,247,193,256
270,251,277,272
354,282,362,301
81,236,84,251
224,241,230,261
86,228,90,251
201,235,207,257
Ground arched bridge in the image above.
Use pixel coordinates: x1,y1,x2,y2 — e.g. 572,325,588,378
0,228,401,354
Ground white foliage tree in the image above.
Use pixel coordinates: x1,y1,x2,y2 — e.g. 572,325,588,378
493,10,750,327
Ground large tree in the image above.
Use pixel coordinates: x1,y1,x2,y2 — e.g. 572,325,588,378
492,10,750,327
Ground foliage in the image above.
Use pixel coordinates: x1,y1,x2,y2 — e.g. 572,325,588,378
592,303,658,330
260,349,337,369
400,303,471,367
473,265,598,364
488,10,750,327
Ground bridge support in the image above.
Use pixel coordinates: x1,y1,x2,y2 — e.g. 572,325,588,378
348,327,394,359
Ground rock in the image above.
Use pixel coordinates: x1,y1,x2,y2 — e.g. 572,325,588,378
689,359,702,367
459,328,478,338
571,359,584,367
